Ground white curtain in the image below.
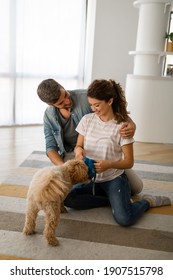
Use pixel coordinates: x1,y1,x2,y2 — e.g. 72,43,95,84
0,0,86,125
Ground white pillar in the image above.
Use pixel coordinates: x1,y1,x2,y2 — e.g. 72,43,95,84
135,0,170,51
126,0,173,144
132,0,172,76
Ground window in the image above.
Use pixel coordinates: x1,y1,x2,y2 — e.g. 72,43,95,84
0,0,86,125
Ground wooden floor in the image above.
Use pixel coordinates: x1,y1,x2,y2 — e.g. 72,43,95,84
0,125,173,183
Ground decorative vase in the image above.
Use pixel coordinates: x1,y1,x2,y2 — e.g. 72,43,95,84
166,41,173,52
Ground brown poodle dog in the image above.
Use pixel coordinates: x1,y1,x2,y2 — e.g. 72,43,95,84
23,159,88,246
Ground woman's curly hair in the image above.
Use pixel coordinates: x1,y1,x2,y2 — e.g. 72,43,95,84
87,79,130,123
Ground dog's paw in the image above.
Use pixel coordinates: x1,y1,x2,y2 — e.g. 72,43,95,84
60,204,68,213
48,237,59,246
23,227,36,235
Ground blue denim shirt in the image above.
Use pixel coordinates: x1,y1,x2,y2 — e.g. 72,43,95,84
43,89,91,158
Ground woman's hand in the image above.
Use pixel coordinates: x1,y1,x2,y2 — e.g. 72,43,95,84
74,134,85,160
94,160,111,173
120,120,136,138
75,153,83,160
94,144,134,172
74,147,86,160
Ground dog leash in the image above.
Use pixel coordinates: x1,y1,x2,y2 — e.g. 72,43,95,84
91,176,96,195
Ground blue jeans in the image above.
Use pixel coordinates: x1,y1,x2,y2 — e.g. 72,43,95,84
64,173,150,226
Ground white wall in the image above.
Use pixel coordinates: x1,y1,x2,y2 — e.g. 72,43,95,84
84,0,138,88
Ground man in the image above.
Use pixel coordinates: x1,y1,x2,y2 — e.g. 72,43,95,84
37,78,143,195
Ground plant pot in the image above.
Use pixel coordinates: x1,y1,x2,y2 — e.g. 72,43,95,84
166,42,173,52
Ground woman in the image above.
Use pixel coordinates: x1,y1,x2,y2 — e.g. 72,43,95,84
64,79,171,226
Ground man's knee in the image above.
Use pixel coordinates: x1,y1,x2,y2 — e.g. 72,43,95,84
125,169,143,195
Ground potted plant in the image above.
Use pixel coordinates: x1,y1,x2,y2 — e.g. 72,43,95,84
165,32,173,52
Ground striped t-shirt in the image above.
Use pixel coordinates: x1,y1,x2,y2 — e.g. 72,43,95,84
76,113,134,182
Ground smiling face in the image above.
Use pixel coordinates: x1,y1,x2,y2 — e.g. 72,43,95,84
88,97,114,121
49,88,72,109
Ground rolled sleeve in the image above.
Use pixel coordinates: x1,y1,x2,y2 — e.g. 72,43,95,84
43,108,63,156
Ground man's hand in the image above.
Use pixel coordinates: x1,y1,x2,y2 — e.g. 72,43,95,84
120,120,136,138
48,150,64,166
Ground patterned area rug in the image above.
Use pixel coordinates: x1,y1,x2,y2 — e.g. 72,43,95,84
0,151,173,260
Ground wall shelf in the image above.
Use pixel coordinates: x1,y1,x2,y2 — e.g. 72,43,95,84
129,50,173,63
127,73,173,80
129,50,173,55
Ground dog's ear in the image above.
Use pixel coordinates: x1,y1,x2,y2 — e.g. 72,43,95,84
67,160,88,184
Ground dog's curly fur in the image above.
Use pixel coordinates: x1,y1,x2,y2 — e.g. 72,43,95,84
23,159,88,246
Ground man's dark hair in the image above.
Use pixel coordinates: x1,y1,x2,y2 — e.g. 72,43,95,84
37,79,62,104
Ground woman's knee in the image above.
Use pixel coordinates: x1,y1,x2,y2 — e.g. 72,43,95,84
112,209,133,227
